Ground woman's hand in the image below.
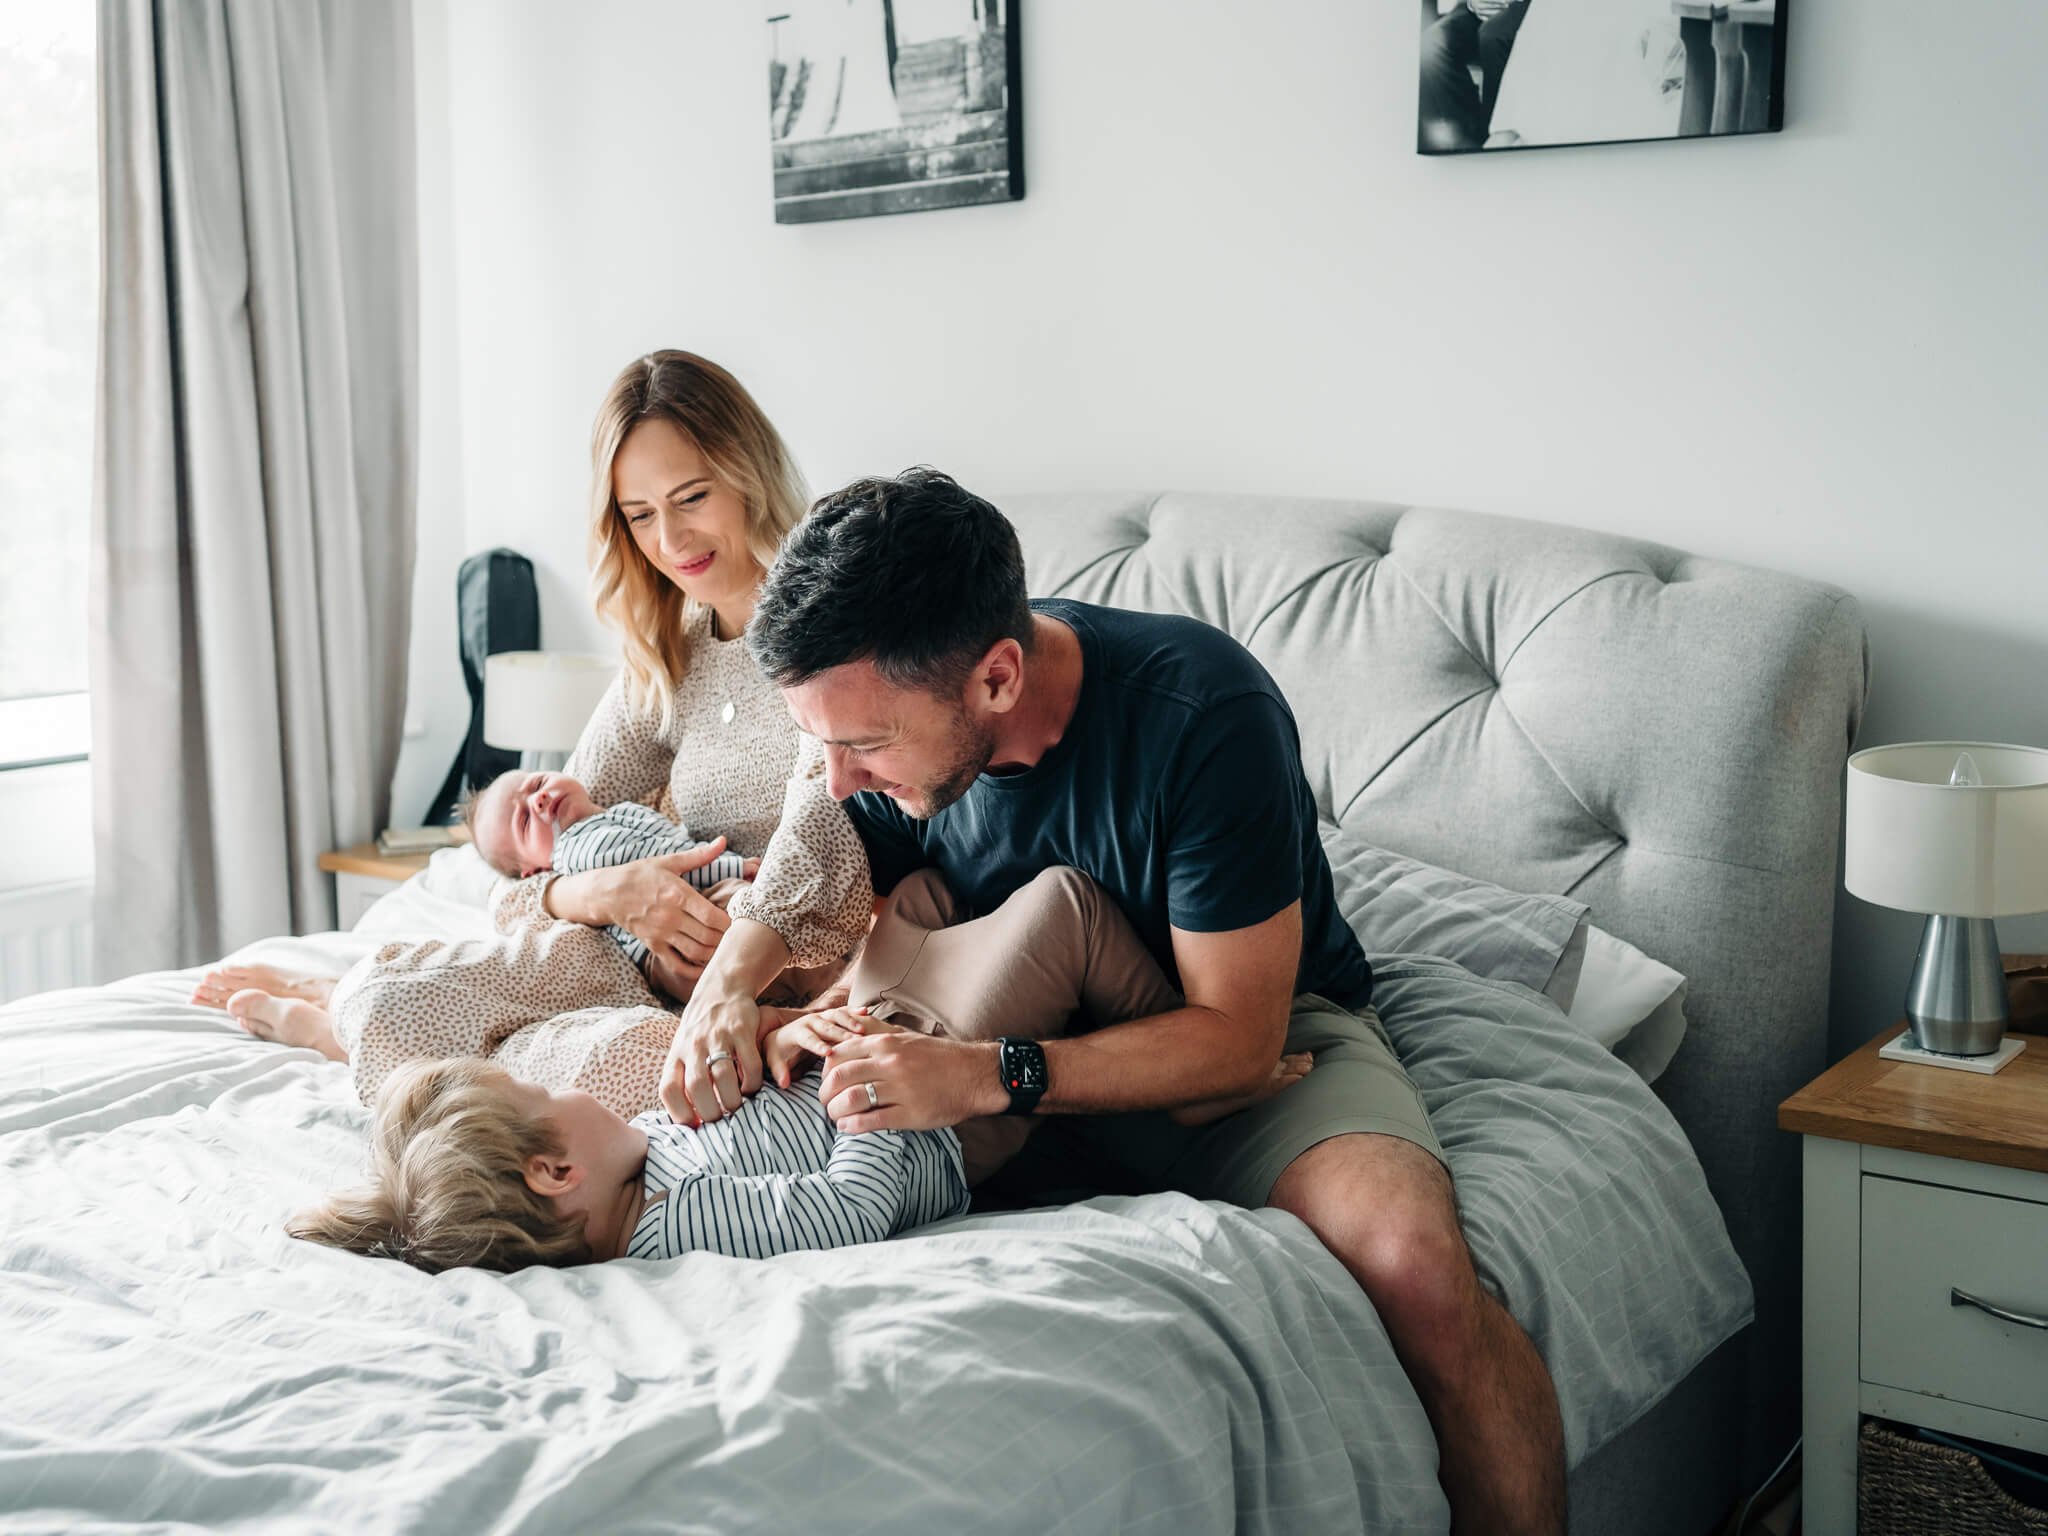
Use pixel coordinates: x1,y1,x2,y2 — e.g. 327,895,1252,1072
661,991,762,1125
602,844,735,972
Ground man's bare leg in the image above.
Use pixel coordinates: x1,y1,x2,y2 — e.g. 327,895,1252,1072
1269,1132,1566,1536
191,963,337,1010
226,989,348,1063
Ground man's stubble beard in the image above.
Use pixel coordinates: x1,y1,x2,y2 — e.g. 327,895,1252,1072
902,711,996,820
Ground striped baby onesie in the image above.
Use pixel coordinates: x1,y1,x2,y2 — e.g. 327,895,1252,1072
624,1066,969,1260
552,801,751,971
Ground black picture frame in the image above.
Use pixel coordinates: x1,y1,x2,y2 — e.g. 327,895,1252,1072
1417,0,1787,157
769,0,1023,224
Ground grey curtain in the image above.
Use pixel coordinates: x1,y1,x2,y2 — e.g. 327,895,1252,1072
92,0,417,977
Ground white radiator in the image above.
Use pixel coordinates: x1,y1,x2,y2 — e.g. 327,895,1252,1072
0,881,94,1005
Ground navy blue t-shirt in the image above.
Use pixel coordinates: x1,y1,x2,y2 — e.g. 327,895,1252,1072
841,598,1371,1008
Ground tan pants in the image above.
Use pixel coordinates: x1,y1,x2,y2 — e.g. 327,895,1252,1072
846,866,1181,1184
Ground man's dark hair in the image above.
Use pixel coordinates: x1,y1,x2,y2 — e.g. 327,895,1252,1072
748,467,1033,694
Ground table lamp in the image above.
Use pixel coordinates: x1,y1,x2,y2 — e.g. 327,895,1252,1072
482,651,614,771
1844,741,2048,1056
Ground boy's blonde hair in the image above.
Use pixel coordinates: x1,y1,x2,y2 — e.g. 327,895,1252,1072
288,1058,591,1273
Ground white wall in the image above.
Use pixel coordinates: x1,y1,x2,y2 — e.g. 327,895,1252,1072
387,0,474,827
408,0,2048,1056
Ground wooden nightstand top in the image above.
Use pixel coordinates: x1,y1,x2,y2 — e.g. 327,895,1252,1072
1780,975,2048,1174
316,844,433,882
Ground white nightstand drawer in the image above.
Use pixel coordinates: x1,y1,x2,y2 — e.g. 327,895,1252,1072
1861,1174,2048,1424
334,871,402,930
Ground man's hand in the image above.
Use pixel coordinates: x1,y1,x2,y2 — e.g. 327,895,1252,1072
607,845,735,971
818,1031,1004,1134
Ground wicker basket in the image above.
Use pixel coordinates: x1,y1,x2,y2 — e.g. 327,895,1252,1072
1860,1422,2048,1536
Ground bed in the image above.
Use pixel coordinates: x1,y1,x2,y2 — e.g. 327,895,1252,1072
0,493,1866,1533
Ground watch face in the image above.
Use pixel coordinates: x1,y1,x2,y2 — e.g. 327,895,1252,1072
1003,1039,1048,1095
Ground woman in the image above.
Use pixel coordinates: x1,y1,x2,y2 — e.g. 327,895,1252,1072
195,350,873,1087
500,348,869,1000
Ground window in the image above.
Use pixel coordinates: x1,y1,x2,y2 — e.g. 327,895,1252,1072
0,7,95,770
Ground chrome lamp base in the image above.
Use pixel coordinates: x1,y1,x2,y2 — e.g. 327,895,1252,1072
1905,914,2010,1057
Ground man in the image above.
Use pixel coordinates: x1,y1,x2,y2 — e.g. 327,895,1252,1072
671,468,1565,1533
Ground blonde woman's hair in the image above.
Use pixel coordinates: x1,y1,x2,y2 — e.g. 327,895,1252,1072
287,1058,591,1273
588,350,808,730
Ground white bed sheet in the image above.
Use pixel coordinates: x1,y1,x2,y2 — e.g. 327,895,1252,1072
0,875,1750,1533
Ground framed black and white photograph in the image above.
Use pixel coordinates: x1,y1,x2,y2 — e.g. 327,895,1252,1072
1417,0,1786,155
768,0,1022,224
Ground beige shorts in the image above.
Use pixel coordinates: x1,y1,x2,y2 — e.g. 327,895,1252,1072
981,992,1447,1211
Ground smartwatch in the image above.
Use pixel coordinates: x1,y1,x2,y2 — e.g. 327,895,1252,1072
997,1037,1049,1116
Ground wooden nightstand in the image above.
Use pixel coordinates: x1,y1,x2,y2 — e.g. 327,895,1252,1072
317,844,431,929
1780,1007,2048,1535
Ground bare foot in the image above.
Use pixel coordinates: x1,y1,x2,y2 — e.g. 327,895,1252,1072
1170,1051,1314,1128
227,989,348,1063
191,963,335,1011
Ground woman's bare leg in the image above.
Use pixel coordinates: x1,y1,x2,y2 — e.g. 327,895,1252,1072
191,963,336,1010
226,990,348,1062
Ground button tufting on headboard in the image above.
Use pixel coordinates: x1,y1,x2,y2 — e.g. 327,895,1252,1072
995,487,1869,1491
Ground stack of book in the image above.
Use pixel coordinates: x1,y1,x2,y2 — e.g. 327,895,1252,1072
375,826,464,857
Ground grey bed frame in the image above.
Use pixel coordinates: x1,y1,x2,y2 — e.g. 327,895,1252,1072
1001,491,1868,1534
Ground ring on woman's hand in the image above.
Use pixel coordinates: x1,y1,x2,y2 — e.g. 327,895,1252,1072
863,1081,879,1111
706,1049,734,1067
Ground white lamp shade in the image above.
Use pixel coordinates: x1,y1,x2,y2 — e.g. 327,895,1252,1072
1844,741,2048,918
482,652,615,753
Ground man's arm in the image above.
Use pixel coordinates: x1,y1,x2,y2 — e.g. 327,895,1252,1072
818,901,1302,1130
1036,901,1300,1112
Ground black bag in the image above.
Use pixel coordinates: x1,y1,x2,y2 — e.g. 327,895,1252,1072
424,548,540,825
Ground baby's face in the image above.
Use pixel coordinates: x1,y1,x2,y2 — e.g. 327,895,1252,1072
476,771,598,877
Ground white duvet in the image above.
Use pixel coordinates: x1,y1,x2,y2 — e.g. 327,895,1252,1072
0,877,1750,1534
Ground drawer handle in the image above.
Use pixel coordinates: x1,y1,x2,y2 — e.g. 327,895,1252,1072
1951,1287,2048,1331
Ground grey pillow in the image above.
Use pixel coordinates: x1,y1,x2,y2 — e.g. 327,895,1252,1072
1319,823,1590,1009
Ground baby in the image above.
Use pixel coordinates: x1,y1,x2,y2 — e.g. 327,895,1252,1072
289,1050,968,1272
464,768,756,973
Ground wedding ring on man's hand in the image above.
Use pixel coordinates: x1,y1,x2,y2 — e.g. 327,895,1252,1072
706,1049,734,1068
863,1081,879,1111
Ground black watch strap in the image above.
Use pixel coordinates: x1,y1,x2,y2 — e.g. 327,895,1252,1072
997,1036,1048,1116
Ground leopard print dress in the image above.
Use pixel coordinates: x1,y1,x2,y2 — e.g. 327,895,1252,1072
329,607,875,1119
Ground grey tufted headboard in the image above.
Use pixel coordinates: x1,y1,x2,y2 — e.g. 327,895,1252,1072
1000,490,1868,1482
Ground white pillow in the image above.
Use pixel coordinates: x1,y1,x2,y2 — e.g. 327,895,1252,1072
1320,825,1591,1008
413,842,499,910
1566,925,1690,1084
